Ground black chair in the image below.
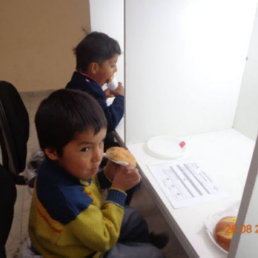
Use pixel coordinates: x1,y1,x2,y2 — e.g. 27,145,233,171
0,81,30,258
0,81,29,182
0,165,17,258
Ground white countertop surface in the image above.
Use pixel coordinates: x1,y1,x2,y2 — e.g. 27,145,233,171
125,129,255,257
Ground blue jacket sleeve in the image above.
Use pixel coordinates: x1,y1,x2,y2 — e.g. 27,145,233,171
66,72,124,132
101,95,124,132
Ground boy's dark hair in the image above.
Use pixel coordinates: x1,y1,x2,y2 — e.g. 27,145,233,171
74,31,121,72
35,89,107,156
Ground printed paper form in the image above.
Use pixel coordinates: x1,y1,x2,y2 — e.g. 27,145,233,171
147,161,226,208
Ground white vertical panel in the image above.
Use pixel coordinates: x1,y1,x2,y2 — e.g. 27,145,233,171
125,0,257,144
234,4,258,140
228,136,258,257
89,0,124,83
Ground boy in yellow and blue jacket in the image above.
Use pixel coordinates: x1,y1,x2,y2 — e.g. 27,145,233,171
29,89,165,257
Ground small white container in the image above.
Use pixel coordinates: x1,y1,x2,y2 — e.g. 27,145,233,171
107,77,118,91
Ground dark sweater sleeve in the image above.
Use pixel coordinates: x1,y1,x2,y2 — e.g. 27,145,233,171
83,89,124,132
97,170,112,189
103,95,124,132
66,72,124,132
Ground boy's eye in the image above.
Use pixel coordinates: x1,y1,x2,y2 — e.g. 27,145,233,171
81,147,89,152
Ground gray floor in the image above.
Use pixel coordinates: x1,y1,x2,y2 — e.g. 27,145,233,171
6,90,188,258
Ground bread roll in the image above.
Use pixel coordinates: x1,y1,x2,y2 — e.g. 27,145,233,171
106,147,137,168
214,216,236,251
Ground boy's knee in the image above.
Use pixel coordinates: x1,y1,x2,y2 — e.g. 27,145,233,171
105,242,164,258
123,206,145,224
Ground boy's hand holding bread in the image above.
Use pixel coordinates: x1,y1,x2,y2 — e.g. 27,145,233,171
111,164,140,191
104,147,140,191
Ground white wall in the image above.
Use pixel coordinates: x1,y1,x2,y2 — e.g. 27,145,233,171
233,5,258,141
89,0,124,83
0,0,90,92
125,0,257,144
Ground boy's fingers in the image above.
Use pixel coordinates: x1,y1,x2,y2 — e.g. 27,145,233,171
126,163,133,169
126,167,138,175
121,163,133,172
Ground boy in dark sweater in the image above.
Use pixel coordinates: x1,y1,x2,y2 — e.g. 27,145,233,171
66,31,124,150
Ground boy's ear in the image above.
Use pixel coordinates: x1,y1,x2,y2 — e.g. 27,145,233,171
89,62,99,74
44,148,58,160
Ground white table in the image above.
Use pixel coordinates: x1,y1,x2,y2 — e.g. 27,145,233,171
116,128,255,257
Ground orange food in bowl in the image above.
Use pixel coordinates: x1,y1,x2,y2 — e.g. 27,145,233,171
214,216,236,251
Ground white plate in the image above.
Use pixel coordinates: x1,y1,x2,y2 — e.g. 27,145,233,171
146,136,186,159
